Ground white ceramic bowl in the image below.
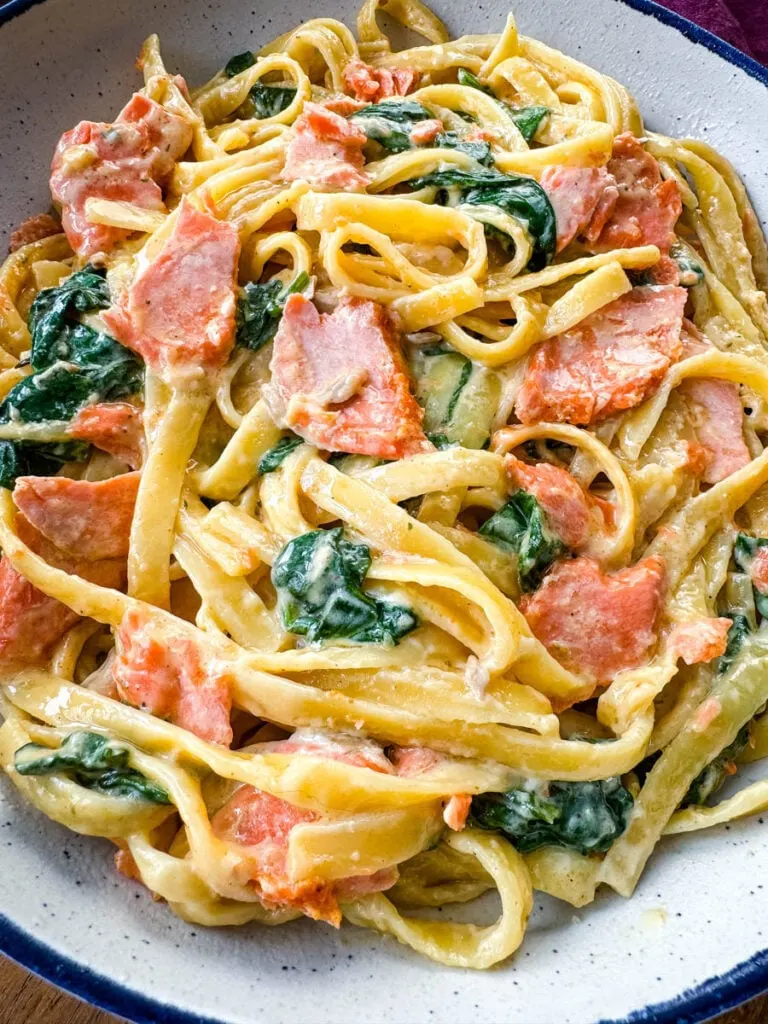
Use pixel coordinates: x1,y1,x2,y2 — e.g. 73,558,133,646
1,1,768,1021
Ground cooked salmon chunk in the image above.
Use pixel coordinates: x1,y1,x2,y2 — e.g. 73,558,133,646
388,745,443,776
13,473,140,560
103,199,240,375
281,103,370,192
0,517,124,665
750,547,768,595
212,786,347,924
520,555,665,690
587,133,682,253
410,119,444,145
265,294,431,459
681,378,750,484
343,59,418,102
515,285,687,425
505,455,613,550
212,730,402,924
50,93,192,258
540,166,618,253
669,616,732,665
442,794,471,831
114,607,233,746
69,402,144,468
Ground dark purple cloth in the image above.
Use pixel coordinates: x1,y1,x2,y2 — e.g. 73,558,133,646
655,0,768,66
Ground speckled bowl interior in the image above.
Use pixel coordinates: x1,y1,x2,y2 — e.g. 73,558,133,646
1,1,768,1022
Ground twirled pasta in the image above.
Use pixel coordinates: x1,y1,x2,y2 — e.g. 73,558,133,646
1,0,767,973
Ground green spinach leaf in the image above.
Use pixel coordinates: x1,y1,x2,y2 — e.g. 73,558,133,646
258,434,304,473
0,268,142,486
0,439,89,491
681,722,751,808
717,612,753,676
456,69,549,143
350,99,494,163
28,266,111,366
224,52,296,119
1,267,143,426
471,778,634,855
243,82,297,119
271,527,418,645
426,432,459,450
235,271,310,351
478,490,565,590
457,68,492,94
352,100,434,125
350,100,434,153
409,167,556,270
670,243,704,287
434,131,493,166
0,348,141,426
15,731,170,803
224,51,256,77
508,105,550,144
733,533,768,573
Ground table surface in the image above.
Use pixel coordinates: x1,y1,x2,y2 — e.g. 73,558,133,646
1,954,767,1024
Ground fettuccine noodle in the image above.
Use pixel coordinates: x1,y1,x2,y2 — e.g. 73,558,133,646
1,0,767,971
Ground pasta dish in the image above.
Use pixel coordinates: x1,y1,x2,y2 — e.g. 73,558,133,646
2,0,768,970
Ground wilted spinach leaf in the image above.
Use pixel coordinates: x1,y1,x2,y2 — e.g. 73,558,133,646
258,434,304,473
15,731,170,803
243,82,297,119
235,271,310,352
350,100,434,153
351,98,494,163
508,105,550,144
471,778,634,855
0,439,89,491
456,68,549,143
351,100,433,125
426,433,459,450
271,527,418,645
434,131,493,166
457,68,492,94
236,280,282,350
733,533,768,571
478,490,565,590
1,266,142,426
670,243,704,288
28,266,111,365
409,167,556,270
224,51,256,77
681,722,752,808
0,268,142,486
717,612,753,677
224,52,296,118
2,343,141,424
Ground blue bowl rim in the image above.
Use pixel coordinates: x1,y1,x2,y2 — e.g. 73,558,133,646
0,0,767,1020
